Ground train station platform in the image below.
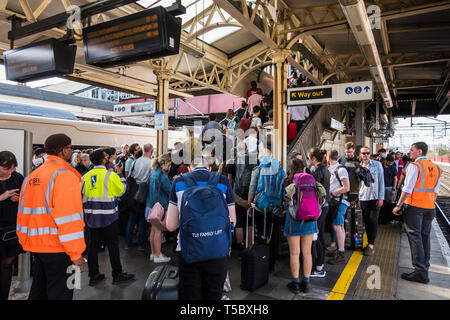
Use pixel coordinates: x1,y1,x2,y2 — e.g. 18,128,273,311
9,219,450,301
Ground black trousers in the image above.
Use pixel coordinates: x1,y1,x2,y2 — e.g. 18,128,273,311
314,205,329,267
28,252,73,300
179,256,228,300
403,205,435,277
360,200,381,245
88,221,122,278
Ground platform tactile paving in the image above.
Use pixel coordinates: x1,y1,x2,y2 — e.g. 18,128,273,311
353,223,401,300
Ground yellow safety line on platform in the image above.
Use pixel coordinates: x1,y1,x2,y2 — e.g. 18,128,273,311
326,250,364,300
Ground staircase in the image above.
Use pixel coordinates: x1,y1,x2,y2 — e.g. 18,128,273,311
288,104,348,160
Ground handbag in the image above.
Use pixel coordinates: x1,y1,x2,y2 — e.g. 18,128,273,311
328,196,343,221
125,161,139,207
147,171,168,231
0,225,18,242
134,181,149,205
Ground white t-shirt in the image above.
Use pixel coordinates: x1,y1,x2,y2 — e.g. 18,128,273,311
359,162,376,201
328,162,350,206
250,116,262,129
287,105,309,121
244,135,264,153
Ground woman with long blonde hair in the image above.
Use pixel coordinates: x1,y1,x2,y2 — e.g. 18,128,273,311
145,153,172,263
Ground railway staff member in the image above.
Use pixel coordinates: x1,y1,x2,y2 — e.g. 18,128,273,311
82,149,134,286
17,134,86,300
393,142,441,284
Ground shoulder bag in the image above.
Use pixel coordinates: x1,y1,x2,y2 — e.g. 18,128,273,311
147,170,168,231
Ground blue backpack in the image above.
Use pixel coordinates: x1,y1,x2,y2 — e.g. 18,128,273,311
255,156,286,213
179,172,232,263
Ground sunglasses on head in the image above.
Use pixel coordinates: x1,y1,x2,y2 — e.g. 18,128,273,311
361,152,370,155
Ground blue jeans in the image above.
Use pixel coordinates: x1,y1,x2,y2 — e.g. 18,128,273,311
333,203,348,226
125,214,148,247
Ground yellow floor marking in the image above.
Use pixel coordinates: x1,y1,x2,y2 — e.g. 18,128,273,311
363,232,368,248
326,250,364,300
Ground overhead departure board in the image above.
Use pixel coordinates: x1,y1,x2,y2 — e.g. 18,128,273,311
4,38,76,82
83,6,181,68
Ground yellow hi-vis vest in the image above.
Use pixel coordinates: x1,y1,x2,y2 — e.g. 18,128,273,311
81,167,126,228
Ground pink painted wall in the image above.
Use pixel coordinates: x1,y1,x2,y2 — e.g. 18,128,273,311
168,93,245,116
122,93,245,116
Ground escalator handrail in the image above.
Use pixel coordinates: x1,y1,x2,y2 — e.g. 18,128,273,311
287,104,323,153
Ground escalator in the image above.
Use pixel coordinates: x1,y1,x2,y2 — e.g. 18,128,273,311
287,103,348,160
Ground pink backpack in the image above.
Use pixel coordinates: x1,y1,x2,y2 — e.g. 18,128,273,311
289,173,320,221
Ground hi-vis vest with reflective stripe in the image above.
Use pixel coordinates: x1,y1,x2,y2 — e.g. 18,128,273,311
16,155,86,261
81,167,126,229
405,159,441,209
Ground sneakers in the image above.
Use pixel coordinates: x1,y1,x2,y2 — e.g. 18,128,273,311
327,251,346,265
287,281,300,294
325,245,337,257
401,271,429,284
149,253,154,261
137,246,146,252
112,272,134,284
153,253,171,263
310,268,326,278
300,280,310,293
89,273,105,287
363,246,375,256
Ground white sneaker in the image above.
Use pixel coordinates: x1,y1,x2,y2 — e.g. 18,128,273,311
153,253,171,263
149,254,154,261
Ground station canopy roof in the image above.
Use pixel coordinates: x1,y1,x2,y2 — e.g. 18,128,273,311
0,0,448,117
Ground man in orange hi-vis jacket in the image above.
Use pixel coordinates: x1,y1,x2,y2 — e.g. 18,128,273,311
17,134,86,300
393,142,441,284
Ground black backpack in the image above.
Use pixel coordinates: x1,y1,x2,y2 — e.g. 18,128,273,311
235,154,257,200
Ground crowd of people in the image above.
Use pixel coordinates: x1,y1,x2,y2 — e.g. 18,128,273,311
0,81,442,300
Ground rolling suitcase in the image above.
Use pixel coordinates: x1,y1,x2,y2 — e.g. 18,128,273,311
345,205,365,250
240,209,270,292
141,265,179,300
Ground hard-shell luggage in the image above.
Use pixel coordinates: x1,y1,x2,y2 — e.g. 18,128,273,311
141,265,179,300
345,205,365,250
240,209,270,292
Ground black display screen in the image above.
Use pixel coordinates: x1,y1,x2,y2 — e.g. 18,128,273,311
4,38,76,82
83,6,181,68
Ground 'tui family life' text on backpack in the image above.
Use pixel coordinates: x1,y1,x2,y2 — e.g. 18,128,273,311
179,172,232,264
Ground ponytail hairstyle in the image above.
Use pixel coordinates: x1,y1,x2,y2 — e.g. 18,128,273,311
307,147,324,163
152,153,172,170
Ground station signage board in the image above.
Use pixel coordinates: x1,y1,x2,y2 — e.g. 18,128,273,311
330,118,345,132
287,81,373,106
83,6,181,68
113,101,156,117
3,38,76,82
154,112,165,130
